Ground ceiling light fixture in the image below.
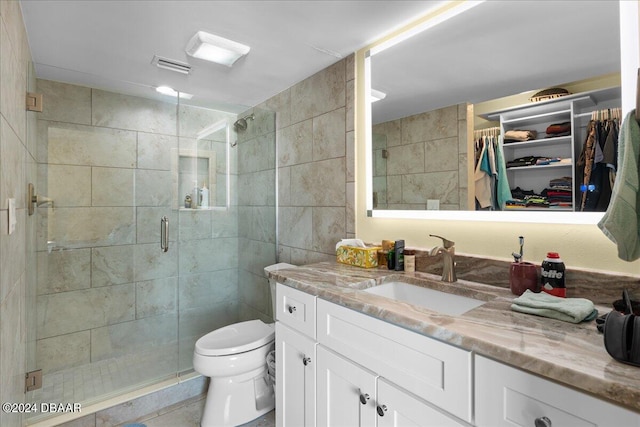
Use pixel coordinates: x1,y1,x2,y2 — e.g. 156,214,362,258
185,31,250,67
371,89,387,102
155,86,194,100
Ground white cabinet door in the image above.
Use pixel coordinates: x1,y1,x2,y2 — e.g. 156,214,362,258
276,322,316,427
316,345,377,427
475,355,640,427
376,378,467,427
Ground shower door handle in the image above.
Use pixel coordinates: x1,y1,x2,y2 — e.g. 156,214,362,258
160,216,169,252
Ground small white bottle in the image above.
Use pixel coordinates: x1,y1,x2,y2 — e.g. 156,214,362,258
200,182,209,208
191,181,199,209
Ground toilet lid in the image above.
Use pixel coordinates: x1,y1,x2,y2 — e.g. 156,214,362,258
195,319,275,356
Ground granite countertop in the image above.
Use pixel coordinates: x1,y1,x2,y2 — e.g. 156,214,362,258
269,261,640,413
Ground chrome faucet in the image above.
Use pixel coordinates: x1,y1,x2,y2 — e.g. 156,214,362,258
429,234,457,283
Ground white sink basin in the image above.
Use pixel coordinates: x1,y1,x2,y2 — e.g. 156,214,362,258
363,281,485,316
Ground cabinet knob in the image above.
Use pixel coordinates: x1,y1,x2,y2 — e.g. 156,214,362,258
376,405,388,417
535,416,552,427
359,393,370,405
302,356,311,366
288,305,297,314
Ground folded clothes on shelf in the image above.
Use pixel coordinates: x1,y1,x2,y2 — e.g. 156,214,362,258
504,129,538,143
545,121,571,137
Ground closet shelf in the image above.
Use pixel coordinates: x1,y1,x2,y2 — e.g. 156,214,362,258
501,109,571,127
506,162,572,171
503,135,572,148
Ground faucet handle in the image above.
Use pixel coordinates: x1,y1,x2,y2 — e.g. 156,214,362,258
429,234,455,249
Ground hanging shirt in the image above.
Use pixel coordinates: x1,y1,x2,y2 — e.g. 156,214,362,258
475,141,492,209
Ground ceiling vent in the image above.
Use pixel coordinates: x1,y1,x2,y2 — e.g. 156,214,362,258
151,55,192,74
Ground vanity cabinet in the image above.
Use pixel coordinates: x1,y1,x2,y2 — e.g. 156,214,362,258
316,345,466,427
275,284,317,427
475,355,640,427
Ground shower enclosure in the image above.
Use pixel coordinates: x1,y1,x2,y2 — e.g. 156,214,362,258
26,78,276,423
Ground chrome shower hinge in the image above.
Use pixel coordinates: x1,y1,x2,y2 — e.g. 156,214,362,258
26,92,43,112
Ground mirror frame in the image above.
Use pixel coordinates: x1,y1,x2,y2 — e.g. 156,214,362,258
362,0,631,225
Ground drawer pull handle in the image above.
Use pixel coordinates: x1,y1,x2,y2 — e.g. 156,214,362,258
535,416,552,427
376,405,387,416
359,393,370,405
302,356,311,366
288,305,297,314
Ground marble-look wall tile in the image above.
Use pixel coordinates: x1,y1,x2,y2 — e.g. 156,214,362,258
386,175,402,204
178,104,234,139
37,79,92,125
37,249,91,295
136,277,177,319
401,104,458,144
289,248,334,266
424,137,459,172
291,60,345,124
240,206,276,244
92,245,134,288
278,166,291,206
178,237,238,274
238,132,276,174
91,314,177,362
312,207,345,254
40,164,91,207
290,158,345,207
47,123,137,168
36,331,90,374
138,132,177,171
277,246,292,264
1,0,28,71
402,171,459,204
279,206,312,249
387,143,424,175
262,88,291,130
133,243,178,282
346,131,355,182
346,183,355,234
92,167,134,206
313,108,345,161
37,284,135,339
211,207,239,238
0,117,25,208
137,207,176,244
373,120,401,147
238,238,277,278
178,269,238,311
0,278,25,427
178,209,212,242
135,169,172,207
47,207,135,247
238,169,275,206
238,269,270,315
0,19,26,143
278,119,312,167
238,302,273,324
346,79,355,133
92,89,177,135
345,53,355,83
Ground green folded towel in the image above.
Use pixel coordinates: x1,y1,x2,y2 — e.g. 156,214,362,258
511,290,597,323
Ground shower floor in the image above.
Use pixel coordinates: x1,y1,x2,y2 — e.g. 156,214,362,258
27,346,177,420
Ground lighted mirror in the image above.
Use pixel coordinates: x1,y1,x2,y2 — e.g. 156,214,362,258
365,0,621,223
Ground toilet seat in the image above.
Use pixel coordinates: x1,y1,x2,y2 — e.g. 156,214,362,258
195,319,275,356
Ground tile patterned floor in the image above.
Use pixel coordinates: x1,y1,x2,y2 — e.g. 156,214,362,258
141,396,275,427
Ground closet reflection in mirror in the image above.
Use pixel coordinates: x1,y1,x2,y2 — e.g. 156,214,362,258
369,0,621,213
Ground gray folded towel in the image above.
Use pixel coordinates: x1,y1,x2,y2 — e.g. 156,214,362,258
511,290,597,323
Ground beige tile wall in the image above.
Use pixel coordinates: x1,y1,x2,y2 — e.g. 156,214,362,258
0,1,34,426
372,103,469,210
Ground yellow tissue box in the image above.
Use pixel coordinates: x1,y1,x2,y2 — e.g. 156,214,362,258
336,246,382,268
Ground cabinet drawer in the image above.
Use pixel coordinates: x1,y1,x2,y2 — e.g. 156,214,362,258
276,283,316,339
317,298,472,423
475,355,640,427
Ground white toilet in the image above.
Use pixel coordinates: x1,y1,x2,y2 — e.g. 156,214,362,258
193,263,296,427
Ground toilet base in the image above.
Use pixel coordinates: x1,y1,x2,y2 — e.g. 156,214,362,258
201,366,275,427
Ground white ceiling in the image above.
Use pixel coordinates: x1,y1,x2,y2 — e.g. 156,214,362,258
20,0,446,113
371,0,621,124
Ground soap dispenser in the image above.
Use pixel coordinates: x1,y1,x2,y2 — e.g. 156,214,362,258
191,181,200,209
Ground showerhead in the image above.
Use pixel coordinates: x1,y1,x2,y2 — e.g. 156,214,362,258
233,113,254,132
